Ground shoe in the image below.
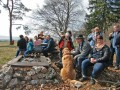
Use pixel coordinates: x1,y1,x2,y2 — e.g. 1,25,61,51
109,64,113,67
90,79,95,85
114,66,119,70
76,73,81,80
80,77,88,82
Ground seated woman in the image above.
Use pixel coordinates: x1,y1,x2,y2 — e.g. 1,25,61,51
34,36,42,47
24,38,34,57
80,35,110,85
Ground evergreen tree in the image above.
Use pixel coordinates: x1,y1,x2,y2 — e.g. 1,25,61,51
86,0,120,33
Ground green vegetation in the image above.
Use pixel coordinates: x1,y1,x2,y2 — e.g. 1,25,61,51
0,41,17,66
85,0,120,33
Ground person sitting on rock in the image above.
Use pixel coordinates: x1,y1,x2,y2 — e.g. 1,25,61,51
34,36,42,47
71,34,91,79
80,35,110,85
42,35,56,57
24,38,34,57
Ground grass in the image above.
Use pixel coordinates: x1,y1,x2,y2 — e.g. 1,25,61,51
0,41,17,66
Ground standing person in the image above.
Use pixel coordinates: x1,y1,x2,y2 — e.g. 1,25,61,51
16,35,26,57
67,31,72,38
59,31,64,37
109,24,120,69
71,34,91,79
58,32,74,58
80,35,110,85
38,31,44,40
24,38,34,57
94,27,103,38
87,29,95,48
87,27,103,48
93,27,103,43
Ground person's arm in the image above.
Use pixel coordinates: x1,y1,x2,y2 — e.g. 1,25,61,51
44,39,52,51
71,46,80,56
115,33,120,47
74,43,91,58
109,32,113,40
87,33,93,41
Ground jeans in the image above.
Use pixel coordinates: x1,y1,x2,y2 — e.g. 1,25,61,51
24,50,32,56
109,46,120,66
74,57,86,73
16,48,26,57
81,59,105,78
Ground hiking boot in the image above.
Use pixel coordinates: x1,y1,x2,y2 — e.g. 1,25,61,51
114,66,119,70
80,77,88,82
109,64,113,67
90,79,95,85
76,73,81,80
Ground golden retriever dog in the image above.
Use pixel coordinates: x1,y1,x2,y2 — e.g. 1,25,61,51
60,48,81,85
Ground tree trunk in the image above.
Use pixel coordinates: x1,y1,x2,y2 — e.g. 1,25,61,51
7,0,13,45
9,13,13,45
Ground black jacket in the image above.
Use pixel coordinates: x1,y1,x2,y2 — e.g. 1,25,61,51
44,38,55,51
17,38,27,50
89,44,110,63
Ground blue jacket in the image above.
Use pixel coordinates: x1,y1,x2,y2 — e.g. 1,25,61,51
87,33,95,47
27,41,34,51
109,31,120,48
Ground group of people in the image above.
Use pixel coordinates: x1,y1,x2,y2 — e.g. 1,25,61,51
16,31,56,57
57,24,120,85
16,24,120,85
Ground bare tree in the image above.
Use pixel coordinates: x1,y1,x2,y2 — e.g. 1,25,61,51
0,0,30,45
31,0,85,37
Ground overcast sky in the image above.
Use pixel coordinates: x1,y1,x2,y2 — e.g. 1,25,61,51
0,0,88,37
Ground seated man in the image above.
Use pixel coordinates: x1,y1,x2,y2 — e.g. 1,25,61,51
80,35,110,85
42,35,56,57
71,34,91,79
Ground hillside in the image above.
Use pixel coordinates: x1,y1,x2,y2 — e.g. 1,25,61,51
0,35,19,41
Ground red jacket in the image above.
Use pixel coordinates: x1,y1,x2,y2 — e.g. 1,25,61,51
58,38,74,51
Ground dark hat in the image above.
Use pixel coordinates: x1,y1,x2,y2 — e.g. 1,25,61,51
76,34,84,39
96,35,103,40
